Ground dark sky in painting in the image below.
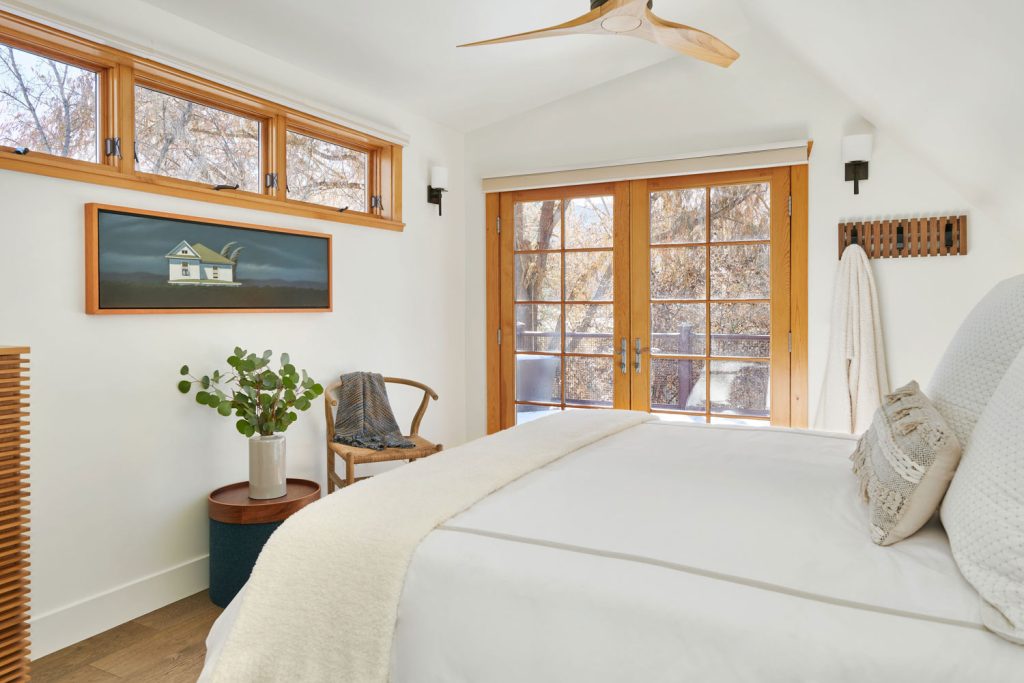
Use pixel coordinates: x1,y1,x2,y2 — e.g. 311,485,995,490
97,210,329,284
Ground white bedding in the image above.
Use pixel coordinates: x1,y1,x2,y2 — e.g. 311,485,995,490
204,420,1024,682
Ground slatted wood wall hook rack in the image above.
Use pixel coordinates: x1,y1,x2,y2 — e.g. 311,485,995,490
838,215,967,259
0,346,29,680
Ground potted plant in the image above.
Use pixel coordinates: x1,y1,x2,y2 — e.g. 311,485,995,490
177,348,324,499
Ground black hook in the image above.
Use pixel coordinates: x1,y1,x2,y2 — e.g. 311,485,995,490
945,221,955,248
338,206,349,214
896,224,905,251
850,226,859,246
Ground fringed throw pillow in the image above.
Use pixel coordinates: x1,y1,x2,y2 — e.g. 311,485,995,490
851,381,963,546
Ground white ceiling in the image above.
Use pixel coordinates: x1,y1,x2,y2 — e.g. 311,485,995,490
135,0,751,132
737,0,1024,223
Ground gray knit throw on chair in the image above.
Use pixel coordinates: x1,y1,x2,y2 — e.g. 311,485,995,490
333,372,415,451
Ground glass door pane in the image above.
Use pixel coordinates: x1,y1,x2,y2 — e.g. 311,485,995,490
641,177,777,425
501,186,629,426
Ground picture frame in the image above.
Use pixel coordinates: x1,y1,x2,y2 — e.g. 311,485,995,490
85,204,333,315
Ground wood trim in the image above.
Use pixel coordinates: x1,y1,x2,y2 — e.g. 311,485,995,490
0,9,404,230
768,166,792,427
790,164,809,427
498,192,516,429
0,347,29,675
628,178,651,412
485,193,501,434
84,203,333,315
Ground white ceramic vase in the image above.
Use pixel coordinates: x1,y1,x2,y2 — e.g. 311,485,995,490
248,434,287,499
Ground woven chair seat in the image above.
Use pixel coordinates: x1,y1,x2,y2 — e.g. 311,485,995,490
328,435,440,464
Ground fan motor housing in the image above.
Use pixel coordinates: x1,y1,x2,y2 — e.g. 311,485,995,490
591,0,654,9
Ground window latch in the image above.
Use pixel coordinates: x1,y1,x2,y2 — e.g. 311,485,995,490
212,184,239,191
12,147,29,155
265,173,278,190
370,195,384,212
338,206,350,214
104,137,121,158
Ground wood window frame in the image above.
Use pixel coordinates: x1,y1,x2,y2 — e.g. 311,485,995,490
484,165,809,433
0,10,404,231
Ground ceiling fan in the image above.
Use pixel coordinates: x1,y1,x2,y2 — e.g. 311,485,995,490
459,0,739,68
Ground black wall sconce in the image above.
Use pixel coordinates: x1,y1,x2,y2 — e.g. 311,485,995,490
842,134,872,195
428,166,448,216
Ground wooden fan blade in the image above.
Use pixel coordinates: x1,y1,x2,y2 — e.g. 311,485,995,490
644,11,739,67
458,6,604,48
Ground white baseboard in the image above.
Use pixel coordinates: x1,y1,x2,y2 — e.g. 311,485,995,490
30,555,209,659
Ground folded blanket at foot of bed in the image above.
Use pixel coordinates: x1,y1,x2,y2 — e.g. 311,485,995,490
206,409,652,683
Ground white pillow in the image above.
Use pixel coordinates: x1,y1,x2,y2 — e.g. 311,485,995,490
941,346,1024,644
928,275,1024,447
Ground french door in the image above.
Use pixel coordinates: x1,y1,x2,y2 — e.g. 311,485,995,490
488,167,806,431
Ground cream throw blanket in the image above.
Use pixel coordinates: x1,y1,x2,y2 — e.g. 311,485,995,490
815,244,889,434
208,409,651,682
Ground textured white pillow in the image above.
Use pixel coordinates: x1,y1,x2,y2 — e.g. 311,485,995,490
851,381,962,546
928,275,1024,446
942,347,1024,644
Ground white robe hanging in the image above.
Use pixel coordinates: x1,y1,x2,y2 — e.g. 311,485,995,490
814,244,889,434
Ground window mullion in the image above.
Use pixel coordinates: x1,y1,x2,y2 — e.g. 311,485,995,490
114,63,135,176
271,114,288,200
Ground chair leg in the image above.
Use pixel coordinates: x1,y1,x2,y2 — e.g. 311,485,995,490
346,455,355,487
327,450,335,494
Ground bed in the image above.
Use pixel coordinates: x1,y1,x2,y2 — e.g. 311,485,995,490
201,277,1024,682
202,420,1022,681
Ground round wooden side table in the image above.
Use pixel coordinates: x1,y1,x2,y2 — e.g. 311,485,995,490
207,478,320,607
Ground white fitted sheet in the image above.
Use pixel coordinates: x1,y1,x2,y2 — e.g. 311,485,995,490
204,421,1024,681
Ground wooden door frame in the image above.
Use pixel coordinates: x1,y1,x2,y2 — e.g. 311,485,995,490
485,165,808,434
489,183,631,430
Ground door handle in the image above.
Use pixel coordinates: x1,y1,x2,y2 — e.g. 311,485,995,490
620,338,628,375
634,338,643,374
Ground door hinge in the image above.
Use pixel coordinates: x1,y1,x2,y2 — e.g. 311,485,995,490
496,216,502,234
497,328,502,346
265,173,278,189
104,137,121,158
788,332,793,354
787,196,792,217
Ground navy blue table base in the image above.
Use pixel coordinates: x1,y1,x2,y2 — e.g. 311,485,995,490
209,518,281,608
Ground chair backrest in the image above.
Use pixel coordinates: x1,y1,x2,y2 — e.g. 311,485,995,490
324,376,438,439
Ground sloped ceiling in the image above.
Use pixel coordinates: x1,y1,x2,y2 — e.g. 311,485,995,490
737,0,1024,223
132,0,749,132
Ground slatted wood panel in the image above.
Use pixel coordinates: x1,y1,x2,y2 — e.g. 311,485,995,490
0,347,28,681
838,215,968,259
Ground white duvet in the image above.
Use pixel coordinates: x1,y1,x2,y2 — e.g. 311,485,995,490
204,421,1024,682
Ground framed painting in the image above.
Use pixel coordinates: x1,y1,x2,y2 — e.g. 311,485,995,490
85,204,332,314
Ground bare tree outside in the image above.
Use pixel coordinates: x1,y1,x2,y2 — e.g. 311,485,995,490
512,182,773,424
0,43,97,161
286,131,367,212
134,86,260,192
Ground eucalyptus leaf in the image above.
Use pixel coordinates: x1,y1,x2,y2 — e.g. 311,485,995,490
281,352,290,366
177,380,191,394
217,401,233,417
180,365,189,376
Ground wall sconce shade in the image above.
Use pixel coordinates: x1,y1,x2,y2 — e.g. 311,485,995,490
428,166,448,216
842,134,872,195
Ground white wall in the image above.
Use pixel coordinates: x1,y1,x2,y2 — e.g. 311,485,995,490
463,29,1024,438
1,0,466,658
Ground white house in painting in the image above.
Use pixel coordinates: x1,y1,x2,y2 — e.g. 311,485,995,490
165,240,242,286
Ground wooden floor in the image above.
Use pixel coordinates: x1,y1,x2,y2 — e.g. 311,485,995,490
32,592,222,682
